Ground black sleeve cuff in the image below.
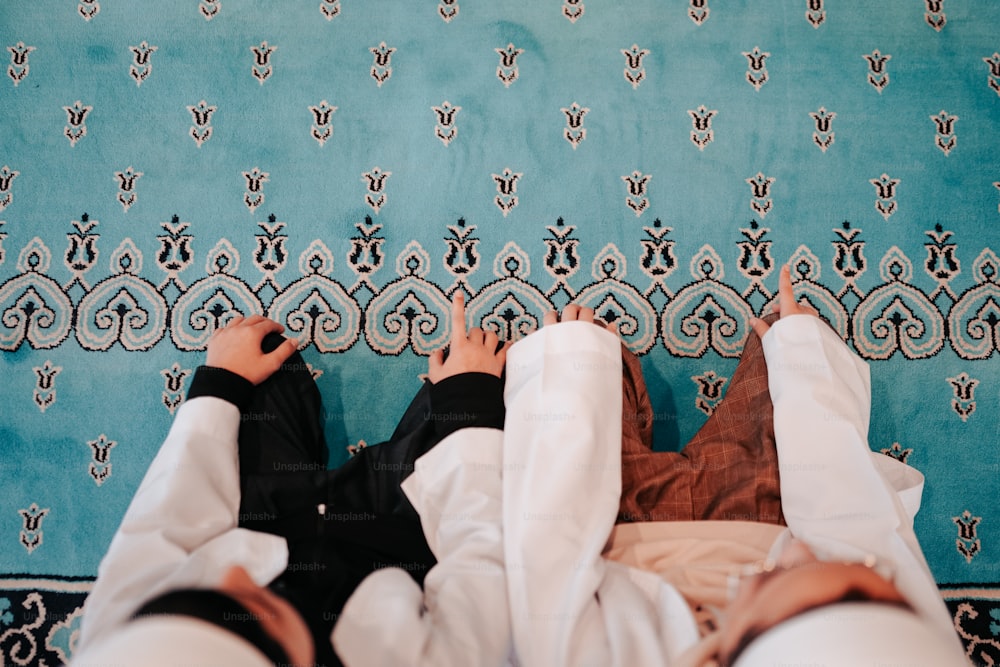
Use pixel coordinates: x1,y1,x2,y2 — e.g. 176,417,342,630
428,372,505,439
187,366,255,412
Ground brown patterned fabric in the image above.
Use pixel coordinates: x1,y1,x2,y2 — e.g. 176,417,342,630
618,313,784,525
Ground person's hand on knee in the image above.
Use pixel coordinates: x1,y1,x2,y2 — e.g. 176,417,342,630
428,292,510,383
206,315,299,385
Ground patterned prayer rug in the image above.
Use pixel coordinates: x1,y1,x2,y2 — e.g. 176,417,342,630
1,2,998,664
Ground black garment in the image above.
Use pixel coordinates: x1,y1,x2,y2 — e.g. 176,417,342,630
187,332,505,666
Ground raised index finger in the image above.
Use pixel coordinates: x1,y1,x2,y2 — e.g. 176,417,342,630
777,264,797,317
450,291,468,343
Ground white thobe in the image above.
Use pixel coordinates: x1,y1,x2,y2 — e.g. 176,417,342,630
76,391,512,667
77,396,290,652
500,317,967,666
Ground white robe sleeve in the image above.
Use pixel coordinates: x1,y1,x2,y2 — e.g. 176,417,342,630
333,427,510,667
77,397,288,651
764,315,963,650
502,322,689,667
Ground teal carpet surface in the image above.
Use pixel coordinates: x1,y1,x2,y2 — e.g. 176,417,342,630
1,1,999,663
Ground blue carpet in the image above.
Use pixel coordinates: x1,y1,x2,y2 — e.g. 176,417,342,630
1,1,999,663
